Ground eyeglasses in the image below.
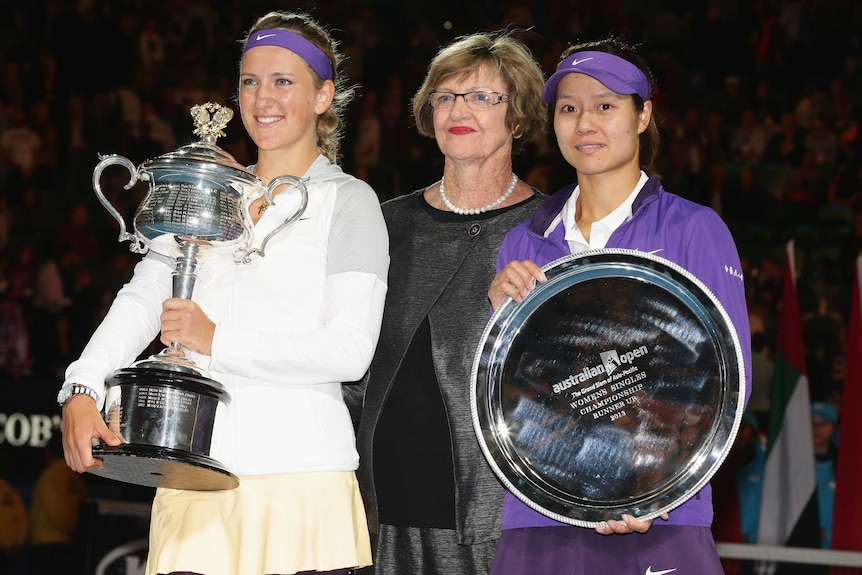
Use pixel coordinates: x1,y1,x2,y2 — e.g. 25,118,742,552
427,90,510,110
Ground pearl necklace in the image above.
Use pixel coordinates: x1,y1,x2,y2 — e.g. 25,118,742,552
439,173,519,215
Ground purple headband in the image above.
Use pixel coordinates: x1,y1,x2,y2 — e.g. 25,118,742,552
542,50,650,104
242,28,333,81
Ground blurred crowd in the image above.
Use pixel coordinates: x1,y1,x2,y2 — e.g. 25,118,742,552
1,0,861,566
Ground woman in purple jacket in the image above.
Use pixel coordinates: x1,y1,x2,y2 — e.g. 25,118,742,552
487,37,751,574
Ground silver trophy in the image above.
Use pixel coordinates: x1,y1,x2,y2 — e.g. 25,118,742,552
90,102,308,490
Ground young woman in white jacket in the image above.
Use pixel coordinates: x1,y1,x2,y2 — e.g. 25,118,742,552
57,11,388,575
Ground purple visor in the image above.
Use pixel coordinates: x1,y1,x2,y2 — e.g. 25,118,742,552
242,29,333,81
542,51,650,104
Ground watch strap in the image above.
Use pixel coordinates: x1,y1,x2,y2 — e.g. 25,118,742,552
57,383,101,407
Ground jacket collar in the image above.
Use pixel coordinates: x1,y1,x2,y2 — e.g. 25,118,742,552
529,175,662,237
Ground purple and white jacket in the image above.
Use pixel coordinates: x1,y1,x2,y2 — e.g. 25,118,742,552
495,175,752,529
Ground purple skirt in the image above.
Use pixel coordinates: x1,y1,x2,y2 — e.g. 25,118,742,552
490,525,724,575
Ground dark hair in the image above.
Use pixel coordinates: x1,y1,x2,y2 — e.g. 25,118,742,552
556,37,660,175
411,31,547,154
240,11,352,163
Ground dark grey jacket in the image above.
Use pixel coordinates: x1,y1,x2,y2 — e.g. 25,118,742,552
351,189,543,545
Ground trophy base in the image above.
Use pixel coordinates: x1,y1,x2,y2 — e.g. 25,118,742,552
90,443,239,491
98,366,235,491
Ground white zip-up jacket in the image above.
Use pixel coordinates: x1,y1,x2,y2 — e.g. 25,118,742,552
64,155,389,475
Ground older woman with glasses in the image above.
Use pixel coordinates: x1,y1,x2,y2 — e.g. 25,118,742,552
350,31,546,575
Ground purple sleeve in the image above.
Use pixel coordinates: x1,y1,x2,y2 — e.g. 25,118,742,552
677,209,752,406
495,226,522,273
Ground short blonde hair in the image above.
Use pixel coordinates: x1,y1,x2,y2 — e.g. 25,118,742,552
412,31,546,153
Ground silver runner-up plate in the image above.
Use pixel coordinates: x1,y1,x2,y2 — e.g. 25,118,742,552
472,249,745,527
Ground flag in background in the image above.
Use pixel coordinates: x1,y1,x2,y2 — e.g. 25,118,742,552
757,240,821,551
831,255,862,551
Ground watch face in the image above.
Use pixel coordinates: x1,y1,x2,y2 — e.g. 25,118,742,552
471,249,745,527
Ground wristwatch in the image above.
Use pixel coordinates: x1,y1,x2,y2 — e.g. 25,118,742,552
57,383,101,408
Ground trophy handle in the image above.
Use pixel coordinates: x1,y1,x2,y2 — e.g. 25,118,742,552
234,176,309,263
93,154,147,253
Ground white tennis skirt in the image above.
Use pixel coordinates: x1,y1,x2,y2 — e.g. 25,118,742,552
146,471,371,575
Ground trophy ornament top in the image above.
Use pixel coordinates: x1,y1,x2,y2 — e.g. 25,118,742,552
192,102,233,141
139,102,257,185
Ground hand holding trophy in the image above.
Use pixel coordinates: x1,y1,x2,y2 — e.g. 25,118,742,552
89,102,308,490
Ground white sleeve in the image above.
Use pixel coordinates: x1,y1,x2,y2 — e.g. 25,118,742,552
62,253,173,404
211,270,387,384
209,179,389,385
326,176,389,279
